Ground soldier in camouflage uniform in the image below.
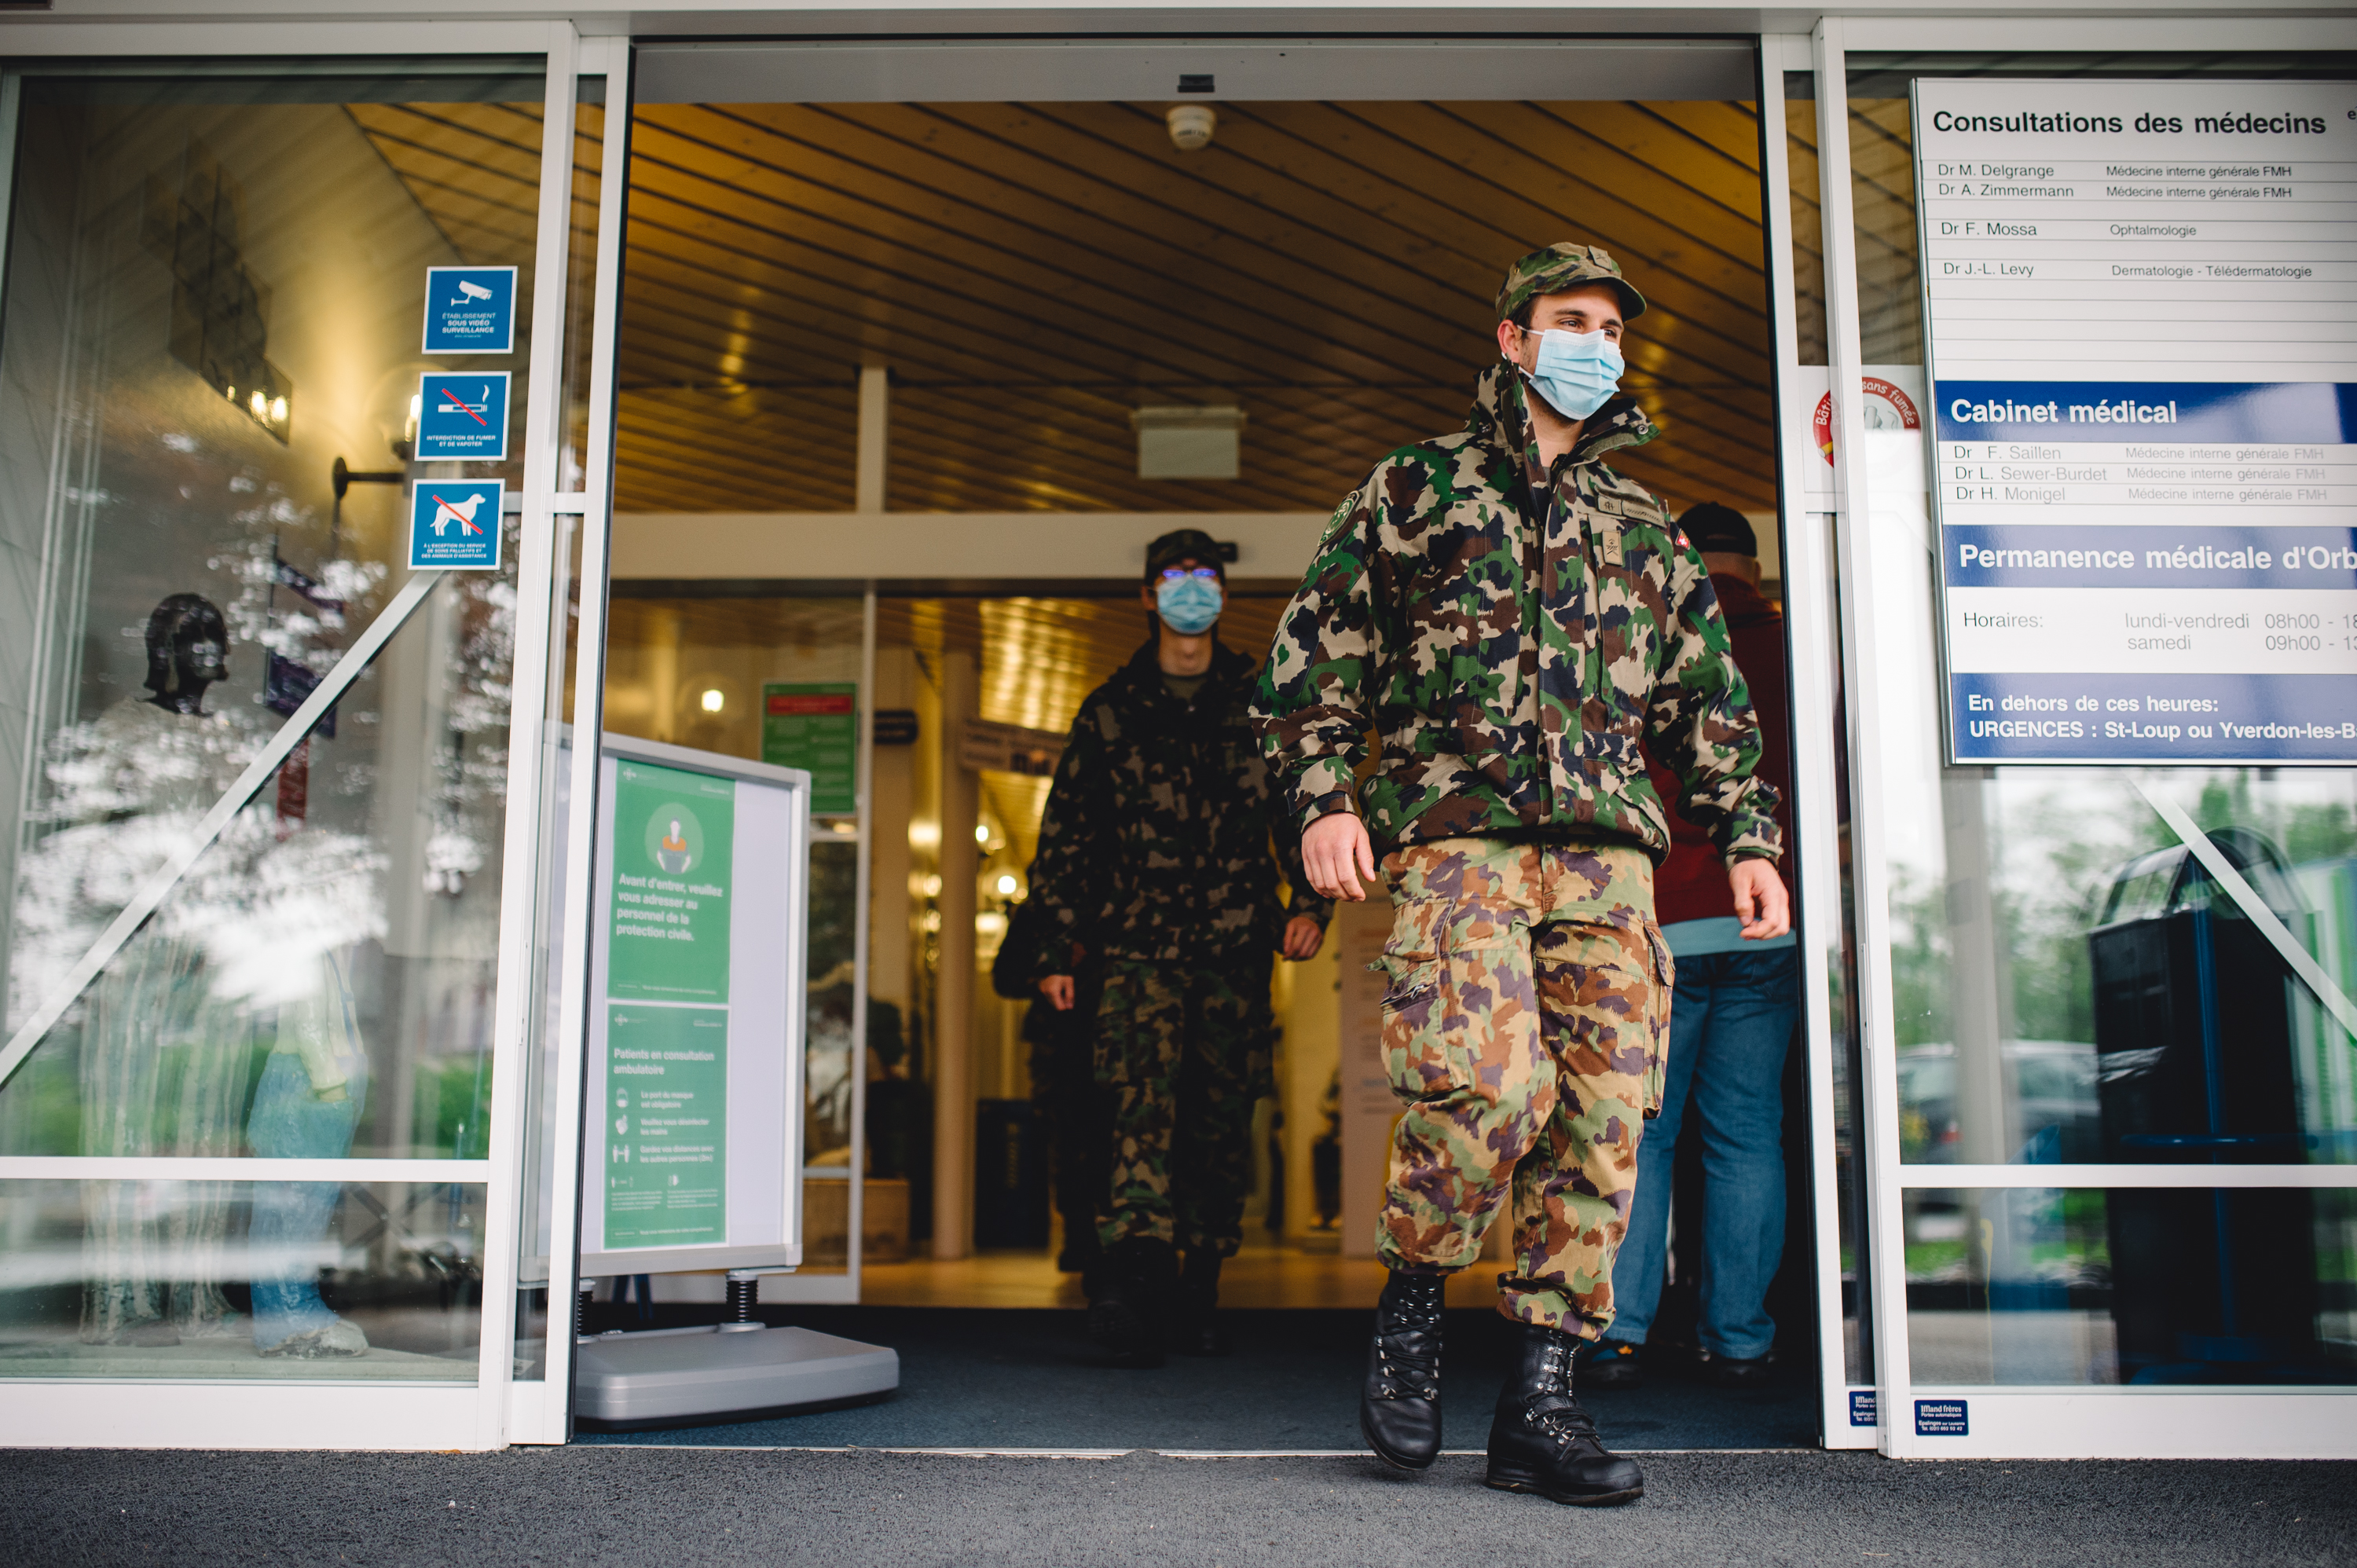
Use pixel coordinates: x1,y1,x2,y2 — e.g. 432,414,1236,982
1252,245,1789,1504
1030,528,1332,1365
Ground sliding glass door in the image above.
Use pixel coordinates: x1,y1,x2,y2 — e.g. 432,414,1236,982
0,35,617,1449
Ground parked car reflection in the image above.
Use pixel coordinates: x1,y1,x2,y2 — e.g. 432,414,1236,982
1893,1038,2103,1166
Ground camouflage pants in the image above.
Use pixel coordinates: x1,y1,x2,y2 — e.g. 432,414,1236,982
1376,838,1672,1340
1095,958,1274,1257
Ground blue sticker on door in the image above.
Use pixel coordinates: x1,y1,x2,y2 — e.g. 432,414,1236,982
409,480,504,570
422,266,516,354
1915,1399,1969,1437
415,372,510,461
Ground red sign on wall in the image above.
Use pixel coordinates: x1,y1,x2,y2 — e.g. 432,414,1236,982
764,692,855,717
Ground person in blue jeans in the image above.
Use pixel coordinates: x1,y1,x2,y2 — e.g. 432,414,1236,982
1591,503,1798,1388
246,951,372,1358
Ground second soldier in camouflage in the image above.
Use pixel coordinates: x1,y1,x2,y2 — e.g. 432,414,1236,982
1252,244,1789,1504
1031,528,1331,1366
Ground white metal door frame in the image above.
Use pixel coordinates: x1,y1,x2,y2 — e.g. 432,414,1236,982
1810,10,2357,1460
510,30,634,1448
0,18,601,1452
1755,28,1872,1452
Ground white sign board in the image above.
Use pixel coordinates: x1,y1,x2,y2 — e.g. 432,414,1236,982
1915,79,2357,764
580,735,811,1276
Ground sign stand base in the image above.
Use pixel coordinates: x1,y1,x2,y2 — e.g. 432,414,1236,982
574,1266,898,1431
574,1323,898,1430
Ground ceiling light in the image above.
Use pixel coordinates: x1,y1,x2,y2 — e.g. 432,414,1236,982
974,822,992,844
700,688,724,713
1133,405,1247,480
995,874,1018,896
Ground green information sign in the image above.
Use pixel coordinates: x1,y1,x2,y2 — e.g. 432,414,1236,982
603,1005,728,1248
609,760,735,1002
761,681,856,815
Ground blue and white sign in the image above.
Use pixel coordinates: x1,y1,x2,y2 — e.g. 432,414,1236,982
1916,79,2357,764
422,266,516,354
415,372,511,462
409,480,504,571
1915,1399,1970,1438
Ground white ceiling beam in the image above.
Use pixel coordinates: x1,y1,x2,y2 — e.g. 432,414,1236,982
612,511,1329,582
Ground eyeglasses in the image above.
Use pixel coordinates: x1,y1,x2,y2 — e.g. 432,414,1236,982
1157,566,1219,583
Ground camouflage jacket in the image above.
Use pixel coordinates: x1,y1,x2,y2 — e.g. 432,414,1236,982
1251,362,1783,865
1028,639,1332,976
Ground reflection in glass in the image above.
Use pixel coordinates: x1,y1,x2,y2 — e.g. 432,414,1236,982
559,77,607,491
1841,55,2357,1168
2091,828,2347,1165
1780,70,1827,368
3,563,522,1168
1904,1185,2355,1386
0,71,542,1360
0,1180,482,1376
1880,762,2357,1165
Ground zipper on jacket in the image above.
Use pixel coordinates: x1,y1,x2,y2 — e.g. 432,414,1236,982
1538,449,1583,826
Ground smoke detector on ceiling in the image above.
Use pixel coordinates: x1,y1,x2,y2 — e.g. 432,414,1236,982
1166,104,1217,152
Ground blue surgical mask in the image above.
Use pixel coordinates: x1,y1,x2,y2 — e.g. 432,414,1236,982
1519,327,1625,421
1155,572,1223,635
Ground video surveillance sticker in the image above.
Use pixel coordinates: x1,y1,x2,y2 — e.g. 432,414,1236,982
422,266,516,354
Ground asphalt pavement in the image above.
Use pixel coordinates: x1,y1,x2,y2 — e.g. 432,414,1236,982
6,1445,2352,1567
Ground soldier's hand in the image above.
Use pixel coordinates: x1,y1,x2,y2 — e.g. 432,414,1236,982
1039,974,1076,1011
1281,914,1325,961
1303,813,1376,902
1731,859,1791,941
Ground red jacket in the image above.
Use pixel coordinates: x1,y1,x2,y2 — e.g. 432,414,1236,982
1645,573,1794,928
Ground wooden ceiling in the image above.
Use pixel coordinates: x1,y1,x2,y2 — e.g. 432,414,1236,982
1843,93,1929,366
346,95,607,374
359,86,1786,862
614,99,1778,518
350,93,1782,517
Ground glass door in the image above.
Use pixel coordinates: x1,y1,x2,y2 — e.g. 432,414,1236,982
0,43,594,1449
1760,34,1879,1450
1819,28,2357,1457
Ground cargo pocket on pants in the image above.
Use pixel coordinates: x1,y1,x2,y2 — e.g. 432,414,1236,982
1641,924,1675,1119
1376,951,1475,1105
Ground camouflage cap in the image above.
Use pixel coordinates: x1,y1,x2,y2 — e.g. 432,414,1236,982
1494,243,1647,324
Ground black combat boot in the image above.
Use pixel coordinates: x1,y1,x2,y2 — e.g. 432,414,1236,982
1485,1322,1646,1506
1172,1248,1228,1357
1360,1269,1446,1471
1088,1236,1175,1366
